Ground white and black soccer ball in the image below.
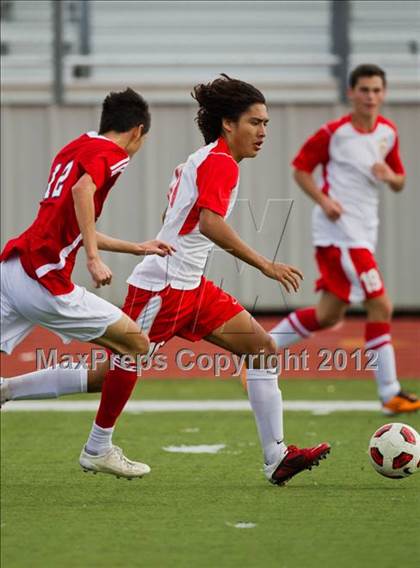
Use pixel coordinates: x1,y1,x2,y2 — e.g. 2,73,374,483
368,423,420,479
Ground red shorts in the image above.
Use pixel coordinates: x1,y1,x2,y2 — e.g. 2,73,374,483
315,246,386,304
122,277,244,344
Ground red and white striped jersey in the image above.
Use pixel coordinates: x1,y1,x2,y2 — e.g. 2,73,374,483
128,137,239,290
0,132,129,295
292,114,405,252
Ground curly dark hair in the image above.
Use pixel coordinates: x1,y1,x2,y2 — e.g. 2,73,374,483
191,74,266,143
99,87,151,135
349,64,387,88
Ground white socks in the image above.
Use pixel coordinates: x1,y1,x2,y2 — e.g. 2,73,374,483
372,343,400,402
85,423,114,455
270,317,305,349
5,364,88,400
365,323,401,403
246,368,287,466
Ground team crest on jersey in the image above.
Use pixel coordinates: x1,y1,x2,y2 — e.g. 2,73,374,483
378,138,388,158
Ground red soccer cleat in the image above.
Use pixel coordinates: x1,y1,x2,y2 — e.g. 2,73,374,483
265,442,331,486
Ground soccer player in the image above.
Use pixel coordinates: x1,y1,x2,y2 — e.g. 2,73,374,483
269,64,420,415
8,75,331,485
0,88,175,479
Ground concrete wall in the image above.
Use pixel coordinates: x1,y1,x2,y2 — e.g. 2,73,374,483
2,102,419,309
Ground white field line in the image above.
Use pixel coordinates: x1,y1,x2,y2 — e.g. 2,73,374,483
163,444,226,454
2,400,381,413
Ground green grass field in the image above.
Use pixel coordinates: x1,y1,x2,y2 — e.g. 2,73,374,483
1,379,420,568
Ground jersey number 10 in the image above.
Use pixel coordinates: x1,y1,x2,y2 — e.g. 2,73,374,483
43,161,74,199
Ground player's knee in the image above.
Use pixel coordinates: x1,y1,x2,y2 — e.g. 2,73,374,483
118,333,150,359
247,333,277,356
369,297,393,321
383,296,393,319
380,304,393,321
129,334,150,358
265,335,278,356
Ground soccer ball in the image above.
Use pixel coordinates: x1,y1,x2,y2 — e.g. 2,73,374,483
368,423,420,479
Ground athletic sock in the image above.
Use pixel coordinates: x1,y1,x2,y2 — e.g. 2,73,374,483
5,364,87,400
270,307,320,349
85,355,138,454
85,423,114,455
246,368,287,466
365,322,400,402
93,355,138,429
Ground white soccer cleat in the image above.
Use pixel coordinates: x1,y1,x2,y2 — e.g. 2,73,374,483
79,445,151,480
0,378,10,408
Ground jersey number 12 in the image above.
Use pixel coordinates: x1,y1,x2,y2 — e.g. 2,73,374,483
43,161,74,199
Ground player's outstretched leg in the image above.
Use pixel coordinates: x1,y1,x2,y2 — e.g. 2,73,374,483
1,313,150,478
78,313,151,479
0,365,88,407
206,310,331,485
270,292,347,350
270,307,322,349
365,295,420,415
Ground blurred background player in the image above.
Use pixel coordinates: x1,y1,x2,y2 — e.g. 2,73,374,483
0,88,175,479
269,64,420,415
45,74,330,485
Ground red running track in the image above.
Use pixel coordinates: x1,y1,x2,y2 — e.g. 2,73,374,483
1,317,419,380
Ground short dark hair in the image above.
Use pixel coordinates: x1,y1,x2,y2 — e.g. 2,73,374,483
191,74,266,144
99,87,151,135
349,64,387,89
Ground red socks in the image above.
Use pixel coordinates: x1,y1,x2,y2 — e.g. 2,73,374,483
365,322,391,349
288,307,321,337
95,356,138,429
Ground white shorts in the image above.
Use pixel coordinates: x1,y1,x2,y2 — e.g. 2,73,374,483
0,256,122,354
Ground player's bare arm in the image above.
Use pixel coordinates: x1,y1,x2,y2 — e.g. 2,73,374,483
294,169,343,220
371,162,405,192
96,232,176,257
199,208,303,293
72,173,113,288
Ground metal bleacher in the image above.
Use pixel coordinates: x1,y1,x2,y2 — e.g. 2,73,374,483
1,0,78,102
70,0,337,103
1,0,419,104
350,1,420,101
1,0,336,103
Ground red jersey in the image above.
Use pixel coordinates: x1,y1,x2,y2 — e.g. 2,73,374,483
1,132,130,295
